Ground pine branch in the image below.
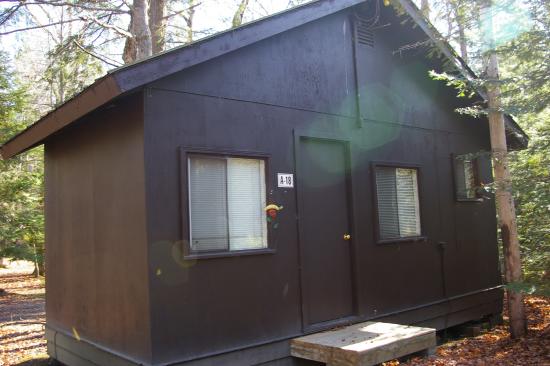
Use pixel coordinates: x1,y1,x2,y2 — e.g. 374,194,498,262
73,39,122,67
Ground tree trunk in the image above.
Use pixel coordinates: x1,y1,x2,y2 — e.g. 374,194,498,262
124,0,152,63
481,0,527,339
123,17,137,63
185,0,196,43
32,242,40,277
457,20,468,62
420,0,430,18
149,0,166,54
232,0,250,28
451,1,468,62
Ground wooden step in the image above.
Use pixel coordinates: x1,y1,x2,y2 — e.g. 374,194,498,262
291,322,436,366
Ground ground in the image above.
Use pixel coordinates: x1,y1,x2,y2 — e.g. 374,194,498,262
386,296,550,366
0,261,548,366
0,261,47,366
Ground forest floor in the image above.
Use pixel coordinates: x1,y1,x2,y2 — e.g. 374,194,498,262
0,261,47,366
386,295,550,366
0,261,548,366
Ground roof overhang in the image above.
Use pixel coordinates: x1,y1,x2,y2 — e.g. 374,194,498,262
0,0,365,159
0,0,528,159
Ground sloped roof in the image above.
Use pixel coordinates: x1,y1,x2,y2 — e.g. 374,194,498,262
0,0,528,159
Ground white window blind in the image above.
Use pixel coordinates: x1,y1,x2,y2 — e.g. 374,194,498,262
396,168,421,237
189,157,228,251
227,158,267,250
189,156,267,252
375,167,421,240
375,167,399,239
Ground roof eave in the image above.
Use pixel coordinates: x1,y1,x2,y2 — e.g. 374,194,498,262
0,0,366,159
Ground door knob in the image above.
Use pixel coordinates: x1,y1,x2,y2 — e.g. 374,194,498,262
343,234,351,241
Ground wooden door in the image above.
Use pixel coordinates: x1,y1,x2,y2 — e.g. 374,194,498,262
296,135,355,329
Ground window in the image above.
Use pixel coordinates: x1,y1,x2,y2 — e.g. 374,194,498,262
454,155,480,200
375,166,422,240
188,155,268,253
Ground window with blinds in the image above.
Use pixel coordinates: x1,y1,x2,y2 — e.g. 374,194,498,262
188,155,267,252
375,166,421,240
454,155,479,200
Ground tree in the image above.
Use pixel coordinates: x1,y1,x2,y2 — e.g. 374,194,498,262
480,0,526,338
509,112,550,294
149,0,167,54
420,0,430,17
0,52,44,276
232,0,250,28
124,0,153,63
504,0,550,294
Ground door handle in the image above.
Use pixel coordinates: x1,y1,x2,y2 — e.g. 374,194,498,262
343,234,351,241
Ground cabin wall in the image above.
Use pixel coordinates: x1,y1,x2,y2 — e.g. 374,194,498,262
352,4,501,310
143,6,501,366
44,93,152,364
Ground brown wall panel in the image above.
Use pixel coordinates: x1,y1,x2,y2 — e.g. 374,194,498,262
44,93,152,363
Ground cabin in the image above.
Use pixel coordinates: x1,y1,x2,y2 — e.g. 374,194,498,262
0,0,528,365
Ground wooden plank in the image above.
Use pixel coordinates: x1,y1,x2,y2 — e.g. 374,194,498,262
291,322,436,366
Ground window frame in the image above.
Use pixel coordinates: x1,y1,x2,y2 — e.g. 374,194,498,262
180,147,275,260
371,162,427,245
452,153,484,203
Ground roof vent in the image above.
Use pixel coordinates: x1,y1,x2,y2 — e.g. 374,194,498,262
354,19,375,47
353,1,378,48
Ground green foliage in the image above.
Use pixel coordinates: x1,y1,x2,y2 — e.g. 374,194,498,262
44,35,103,106
499,0,549,114
510,110,550,293
0,51,44,269
429,70,476,99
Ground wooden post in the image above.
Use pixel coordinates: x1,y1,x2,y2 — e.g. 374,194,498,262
481,0,527,339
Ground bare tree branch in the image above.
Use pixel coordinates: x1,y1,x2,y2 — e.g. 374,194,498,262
162,2,201,21
0,3,23,27
0,17,82,35
73,39,122,67
82,15,132,38
0,0,129,14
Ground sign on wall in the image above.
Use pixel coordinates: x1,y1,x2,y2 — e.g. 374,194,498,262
277,173,294,188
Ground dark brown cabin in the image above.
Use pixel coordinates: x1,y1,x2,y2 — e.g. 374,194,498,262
0,0,528,365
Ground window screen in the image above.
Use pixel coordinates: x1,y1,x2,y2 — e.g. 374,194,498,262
375,167,421,240
189,156,267,252
454,155,478,200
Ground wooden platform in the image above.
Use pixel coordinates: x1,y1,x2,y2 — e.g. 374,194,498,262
291,322,436,366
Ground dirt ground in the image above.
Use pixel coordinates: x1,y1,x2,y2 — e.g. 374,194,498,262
0,261,548,366
0,261,47,366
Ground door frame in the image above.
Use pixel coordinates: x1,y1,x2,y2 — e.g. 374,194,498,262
293,128,359,332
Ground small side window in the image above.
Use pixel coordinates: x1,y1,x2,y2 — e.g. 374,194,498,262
454,154,481,201
374,166,422,241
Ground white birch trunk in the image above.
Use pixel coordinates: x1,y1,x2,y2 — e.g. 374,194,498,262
482,0,527,339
